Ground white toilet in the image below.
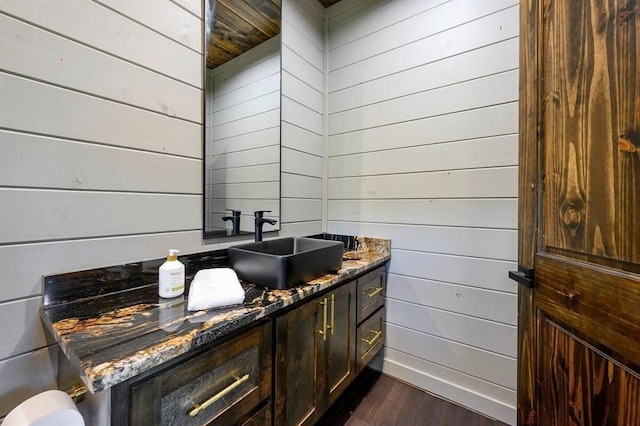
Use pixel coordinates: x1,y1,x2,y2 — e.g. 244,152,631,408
3,390,84,426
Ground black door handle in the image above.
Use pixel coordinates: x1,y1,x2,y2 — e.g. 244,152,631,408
508,266,534,288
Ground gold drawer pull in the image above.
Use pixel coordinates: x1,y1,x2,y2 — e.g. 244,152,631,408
318,298,328,341
362,329,383,347
189,374,249,417
362,286,382,298
329,293,335,335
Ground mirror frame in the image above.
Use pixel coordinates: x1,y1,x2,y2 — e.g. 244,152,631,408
202,0,282,240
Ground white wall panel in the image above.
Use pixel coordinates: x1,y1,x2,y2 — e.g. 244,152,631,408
327,0,518,421
329,0,516,71
282,71,323,114
0,1,201,86
281,199,323,223
329,5,519,92
281,148,323,178
281,45,324,92
386,299,517,357
95,0,201,51
330,70,518,135
328,0,445,49
386,323,516,391
281,122,323,156
282,19,323,71
329,38,518,114
0,131,200,193
328,102,518,157
328,135,517,178
391,249,517,294
0,298,52,360
328,199,518,228
0,189,200,244
209,128,280,155
0,14,201,122
328,167,518,200
387,274,517,325
282,97,323,136
0,73,202,158
282,174,322,199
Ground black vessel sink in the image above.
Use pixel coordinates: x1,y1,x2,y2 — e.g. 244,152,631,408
228,237,344,289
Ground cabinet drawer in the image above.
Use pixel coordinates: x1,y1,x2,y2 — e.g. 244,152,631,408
131,322,271,426
356,306,385,374
356,266,387,324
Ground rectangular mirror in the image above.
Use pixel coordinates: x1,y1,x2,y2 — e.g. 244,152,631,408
204,0,282,239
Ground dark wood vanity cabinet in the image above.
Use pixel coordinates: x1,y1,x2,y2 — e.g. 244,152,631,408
111,321,272,426
111,264,387,426
275,280,357,426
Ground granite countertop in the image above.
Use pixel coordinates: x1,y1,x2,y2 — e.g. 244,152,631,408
40,236,390,394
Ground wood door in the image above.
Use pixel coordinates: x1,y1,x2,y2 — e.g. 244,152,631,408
517,1,640,425
325,281,356,407
275,297,326,426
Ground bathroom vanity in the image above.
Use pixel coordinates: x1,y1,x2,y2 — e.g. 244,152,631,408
40,236,390,425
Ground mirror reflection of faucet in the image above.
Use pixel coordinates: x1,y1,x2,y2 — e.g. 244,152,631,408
222,209,241,235
254,210,278,242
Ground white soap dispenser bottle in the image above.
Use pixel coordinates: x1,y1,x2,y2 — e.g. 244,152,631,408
159,249,185,298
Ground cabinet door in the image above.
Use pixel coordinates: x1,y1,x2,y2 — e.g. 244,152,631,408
325,281,356,406
275,297,325,426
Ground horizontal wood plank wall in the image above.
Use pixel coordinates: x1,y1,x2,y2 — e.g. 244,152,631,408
326,0,518,423
0,0,322,418
280,0,325,237
206,37,281,233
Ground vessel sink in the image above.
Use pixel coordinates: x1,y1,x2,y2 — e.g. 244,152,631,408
228,237,344,289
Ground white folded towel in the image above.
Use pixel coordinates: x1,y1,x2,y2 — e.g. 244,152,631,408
187,268,245,311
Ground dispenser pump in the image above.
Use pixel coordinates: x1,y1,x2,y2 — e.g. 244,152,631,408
167,249,179,261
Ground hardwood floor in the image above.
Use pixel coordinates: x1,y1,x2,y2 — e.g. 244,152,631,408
318,368,508,426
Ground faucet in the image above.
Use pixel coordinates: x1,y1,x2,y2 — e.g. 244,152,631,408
254,210,277,242
221,209,241,235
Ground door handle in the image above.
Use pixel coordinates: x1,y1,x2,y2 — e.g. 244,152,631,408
508,266,534,288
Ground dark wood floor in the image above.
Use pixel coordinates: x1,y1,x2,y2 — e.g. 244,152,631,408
318,369,509,426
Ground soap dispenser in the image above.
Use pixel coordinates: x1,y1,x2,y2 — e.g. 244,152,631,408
159,249,185,298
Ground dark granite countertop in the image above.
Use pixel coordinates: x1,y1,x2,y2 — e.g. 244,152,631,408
40,236,390,393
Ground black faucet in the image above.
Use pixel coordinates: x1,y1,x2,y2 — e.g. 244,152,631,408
254,210,277,242
221,209,241,235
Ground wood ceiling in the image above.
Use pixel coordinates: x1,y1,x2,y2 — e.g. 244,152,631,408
206,0,342,69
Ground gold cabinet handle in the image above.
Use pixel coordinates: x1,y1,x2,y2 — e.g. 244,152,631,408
329,293,335,335
318,298,328,341
189,374,249,417
362,286,382,298
362,329,383,347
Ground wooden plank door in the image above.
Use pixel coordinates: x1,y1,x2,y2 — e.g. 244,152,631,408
517,0,640,425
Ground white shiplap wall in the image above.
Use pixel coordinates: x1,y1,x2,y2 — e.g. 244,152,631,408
326,0,519,424
205,36,281,233
0,0,323,417
280,0,325,236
